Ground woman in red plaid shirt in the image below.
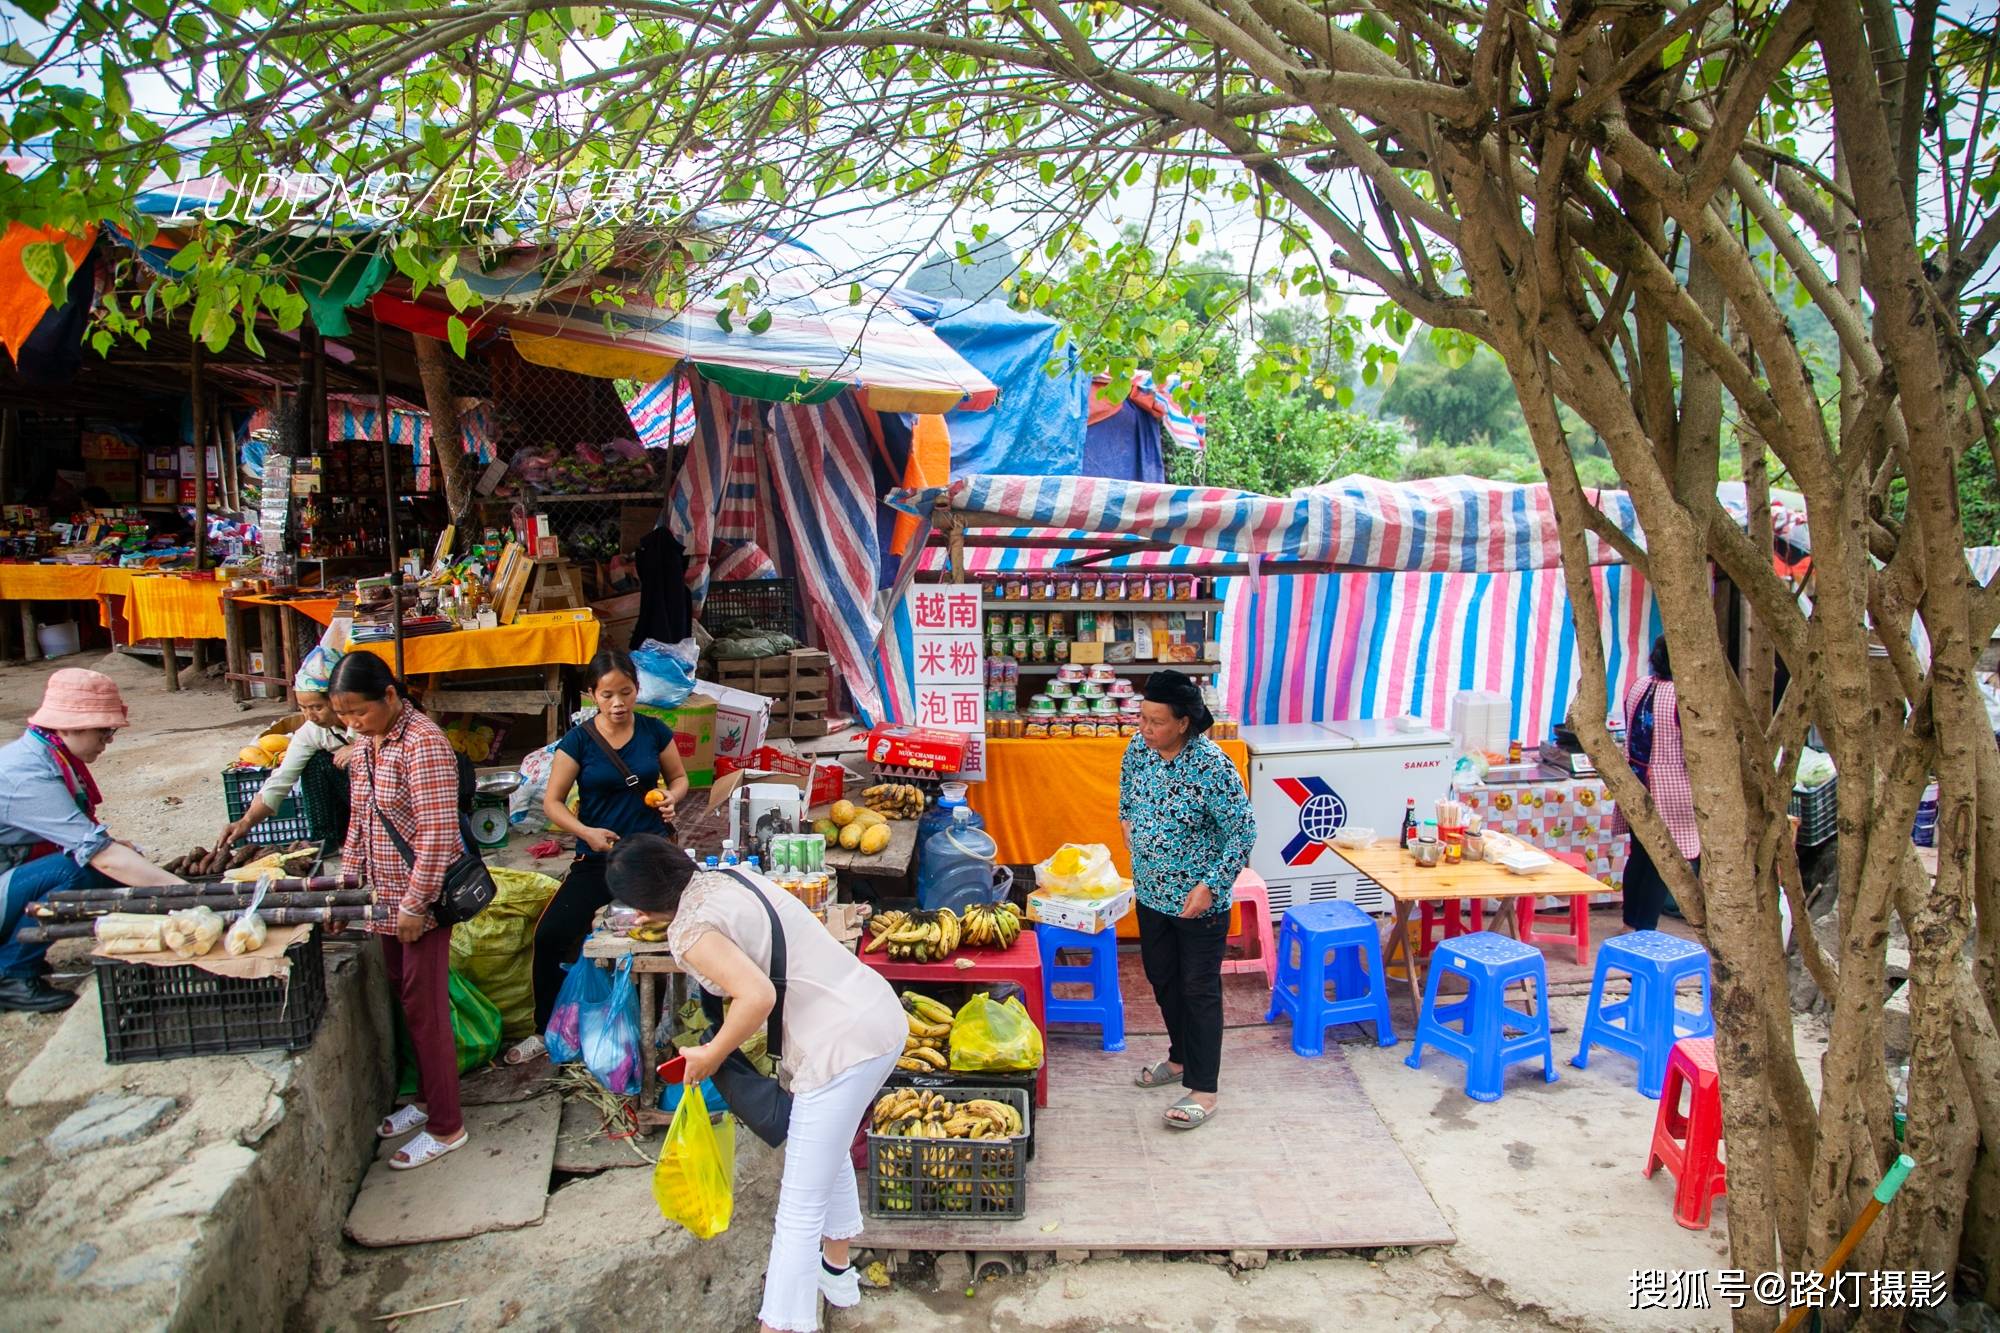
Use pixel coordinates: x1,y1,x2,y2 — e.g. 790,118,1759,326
332,653,469,1170
1612,638,1699,931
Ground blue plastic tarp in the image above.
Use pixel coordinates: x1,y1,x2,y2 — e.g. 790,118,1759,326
933,302,1085,476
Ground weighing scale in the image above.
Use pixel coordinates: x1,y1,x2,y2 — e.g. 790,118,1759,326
470,770,523,850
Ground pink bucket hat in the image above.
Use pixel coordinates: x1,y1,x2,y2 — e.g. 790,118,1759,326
27,668,131,731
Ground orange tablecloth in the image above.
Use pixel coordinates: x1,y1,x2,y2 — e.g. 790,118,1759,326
349,611,601,676
124,573,226,642
232,593,340,626
0,564,145,630
968,735,1250,873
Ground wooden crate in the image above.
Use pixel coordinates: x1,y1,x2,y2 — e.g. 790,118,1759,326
712,649,831,738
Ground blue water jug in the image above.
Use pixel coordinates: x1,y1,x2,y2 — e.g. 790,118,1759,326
918,806,1009,913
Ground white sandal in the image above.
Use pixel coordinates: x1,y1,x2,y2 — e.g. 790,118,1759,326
388,1129,467,1171
378,1105,429,1139
503,1035,546,1066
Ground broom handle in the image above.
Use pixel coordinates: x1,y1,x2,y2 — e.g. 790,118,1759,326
1774,1155,1915,1333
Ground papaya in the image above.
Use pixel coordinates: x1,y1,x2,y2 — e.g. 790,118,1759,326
237,746,271,766
813,818,839,840
830,799,859,827
859,823,892,856
853,808,886,830
838,822,865,850
258,734,290,757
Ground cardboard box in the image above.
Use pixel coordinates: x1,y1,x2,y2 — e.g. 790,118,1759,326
865,723,970,773
1027,887,1135,935
1069,640,1105,665
638,692,717,787
694,678,773,763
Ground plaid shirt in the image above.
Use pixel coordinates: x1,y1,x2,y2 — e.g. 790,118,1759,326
342,705,459,933
1611,675,1700,860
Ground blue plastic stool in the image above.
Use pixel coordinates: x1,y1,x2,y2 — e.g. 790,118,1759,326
1035,922,1125,1052
1263,900,1396,1056
1570,930,1714,1097
1405,931,1557,1101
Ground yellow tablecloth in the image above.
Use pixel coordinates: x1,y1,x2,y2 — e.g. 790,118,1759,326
124,573,226,642
350,611,601,676
969,735,1250,873
0,564,140,630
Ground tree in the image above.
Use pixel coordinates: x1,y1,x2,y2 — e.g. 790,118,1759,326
1172,363,1403,494
1379,338,1527,449
11,3,2000,1317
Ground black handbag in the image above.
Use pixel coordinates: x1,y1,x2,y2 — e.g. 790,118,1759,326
697,869,794,1147
367,750,496,926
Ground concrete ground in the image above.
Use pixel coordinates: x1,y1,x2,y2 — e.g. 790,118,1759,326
0,652,1815,1331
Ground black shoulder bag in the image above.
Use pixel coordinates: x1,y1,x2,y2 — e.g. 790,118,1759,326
695,868,793,1147
367,747,497,926
582,718,676,838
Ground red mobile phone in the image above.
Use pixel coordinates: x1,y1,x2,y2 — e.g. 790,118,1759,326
656,1055,687,1083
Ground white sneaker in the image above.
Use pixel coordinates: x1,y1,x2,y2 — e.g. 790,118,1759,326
818,1259,861,1308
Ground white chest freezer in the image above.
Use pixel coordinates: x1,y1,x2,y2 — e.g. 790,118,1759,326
1242,717,1454,917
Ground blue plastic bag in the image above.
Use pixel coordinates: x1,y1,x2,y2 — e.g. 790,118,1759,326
544,956,612,1066
581,954,642,1095
632,637,698,708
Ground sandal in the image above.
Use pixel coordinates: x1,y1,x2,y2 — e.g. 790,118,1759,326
1135,1060,1182,1089
377,1105,429,1139
388,1129,468,1171
1165,1097,1217,1130
503,1035,547,1067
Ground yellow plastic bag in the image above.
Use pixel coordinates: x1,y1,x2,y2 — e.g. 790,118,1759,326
949,993,1045,1073
1034,843,1123,899
652,1082,736,1239
449,867,561,1039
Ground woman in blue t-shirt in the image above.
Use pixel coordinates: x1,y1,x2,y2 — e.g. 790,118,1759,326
504,649,689,1065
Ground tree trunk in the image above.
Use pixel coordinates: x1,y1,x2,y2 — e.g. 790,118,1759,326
413,333,476,529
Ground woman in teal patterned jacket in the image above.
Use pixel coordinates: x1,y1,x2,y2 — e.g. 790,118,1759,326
1119,670,1256,1131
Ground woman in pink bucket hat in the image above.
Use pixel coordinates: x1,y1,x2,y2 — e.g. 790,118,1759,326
0,668,186,1012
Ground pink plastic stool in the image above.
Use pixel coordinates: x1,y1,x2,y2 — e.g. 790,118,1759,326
1223,870,1278,987
1515,850,1593,965
1419,898,1486,954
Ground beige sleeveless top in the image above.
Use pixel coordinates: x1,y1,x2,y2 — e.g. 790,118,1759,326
669,869,906,1093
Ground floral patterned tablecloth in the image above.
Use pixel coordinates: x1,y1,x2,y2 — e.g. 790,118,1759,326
1457,777,1629,888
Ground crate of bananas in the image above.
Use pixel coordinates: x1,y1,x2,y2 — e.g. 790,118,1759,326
897,991,955,1071
860,906,960,963
864,1085,1030,1220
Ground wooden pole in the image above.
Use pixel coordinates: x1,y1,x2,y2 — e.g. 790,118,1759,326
1774,1155,1914,1333
33,891,376,919
16,906,389,943
191,343,208,573
372,317,403,569
47,874,363,901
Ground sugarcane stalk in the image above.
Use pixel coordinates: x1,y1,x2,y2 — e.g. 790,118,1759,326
33,891,376,920
15,906,389,944
46,874,362,902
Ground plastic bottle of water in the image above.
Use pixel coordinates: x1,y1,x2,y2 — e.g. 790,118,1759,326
1912,783,1939,848
918,806,1008,913
704,855,720,870
720,839,738,867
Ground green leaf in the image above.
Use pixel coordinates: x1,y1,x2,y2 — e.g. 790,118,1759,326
447,315,469,358
198,305,235,352
19,241,71,306
714,307,733,333
848,283,863,305
445,277,473,311
747,308,772,335
9,0,58,21
0,41,34,66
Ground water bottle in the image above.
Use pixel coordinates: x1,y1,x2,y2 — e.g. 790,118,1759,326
916,780,985,846
720,839,738,867
1912,783,1939,848
917,806,1010,913
704,855,719,870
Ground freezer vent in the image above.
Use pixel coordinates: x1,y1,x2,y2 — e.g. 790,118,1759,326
1264,877,1388,915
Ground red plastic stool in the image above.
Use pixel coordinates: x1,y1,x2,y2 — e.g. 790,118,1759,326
1222,870,1278,987
1643,1036,1727,1228
1515,850,1594,965
1419,898,1486,953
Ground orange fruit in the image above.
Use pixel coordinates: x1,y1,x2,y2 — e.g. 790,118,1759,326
644,788,667,808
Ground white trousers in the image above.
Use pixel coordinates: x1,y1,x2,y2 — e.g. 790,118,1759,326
758,1049,899,1333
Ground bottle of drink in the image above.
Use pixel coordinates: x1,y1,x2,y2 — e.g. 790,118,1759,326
1400,798,1417,849
704,855,719,870
720,839,738,867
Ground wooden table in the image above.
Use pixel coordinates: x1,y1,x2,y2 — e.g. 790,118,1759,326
580,930,687,1127
856,929,1050,1106
1328,839,1610,1012
816,807,919,894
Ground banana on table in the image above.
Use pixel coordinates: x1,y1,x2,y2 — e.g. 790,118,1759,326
862,900,1020,964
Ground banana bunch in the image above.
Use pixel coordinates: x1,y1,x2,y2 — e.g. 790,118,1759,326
899,998,951,1071
960,900,1023,948
862,782,928,820
626,922,669,943
869,1088,1023,1139
867,907,960,963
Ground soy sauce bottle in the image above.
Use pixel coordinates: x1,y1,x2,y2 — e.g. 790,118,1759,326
1399,799,1418,849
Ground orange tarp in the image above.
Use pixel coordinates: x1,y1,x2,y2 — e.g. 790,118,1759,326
349,611,601,676
0,224,98,361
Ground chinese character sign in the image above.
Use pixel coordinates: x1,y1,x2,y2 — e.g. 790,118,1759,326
907,584,985,780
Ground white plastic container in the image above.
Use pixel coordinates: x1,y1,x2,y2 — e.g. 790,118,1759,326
36,621,79,658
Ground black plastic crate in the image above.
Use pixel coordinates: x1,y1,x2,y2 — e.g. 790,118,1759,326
1788,775,1838,847
222,760,328,845
703,577,804,641
95,929,327,1064
865,1085,1030,1220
